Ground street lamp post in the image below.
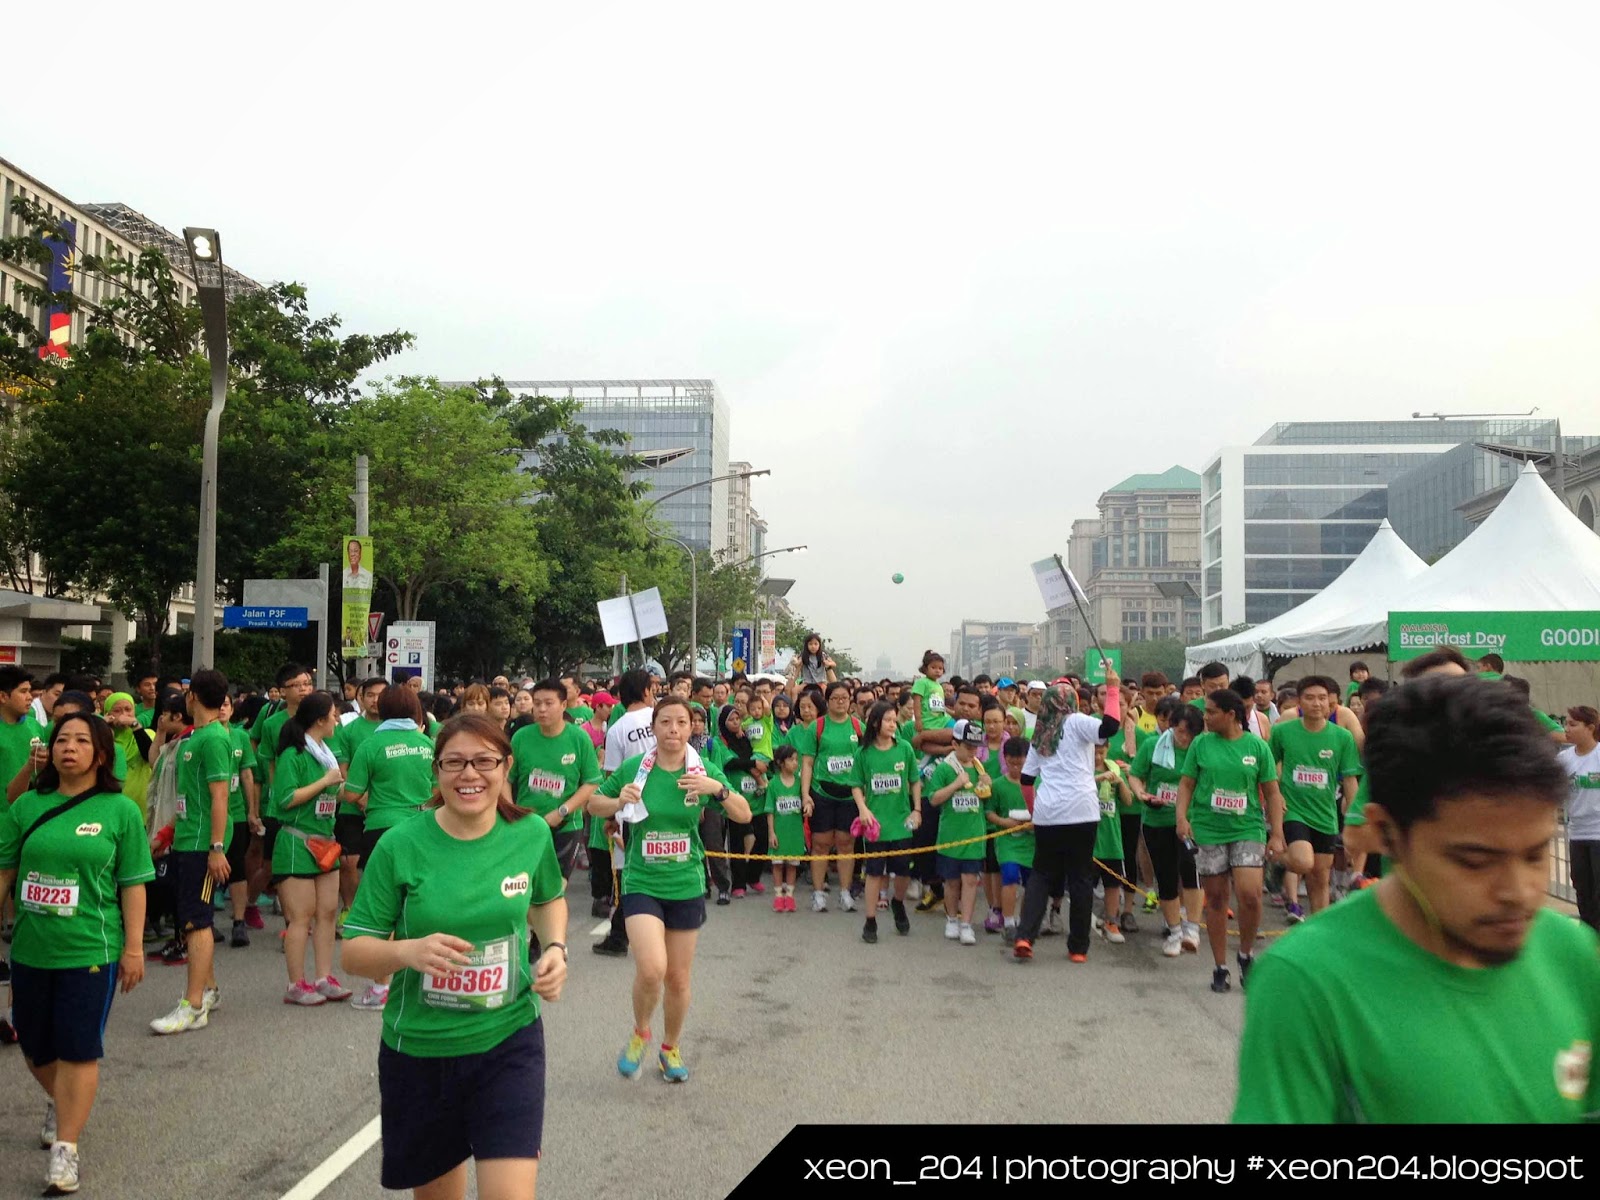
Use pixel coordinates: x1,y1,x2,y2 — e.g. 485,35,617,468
184,228,227,673
663,536,698,673
644,468,771,514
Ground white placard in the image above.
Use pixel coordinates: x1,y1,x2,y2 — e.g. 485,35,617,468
597,587,670,646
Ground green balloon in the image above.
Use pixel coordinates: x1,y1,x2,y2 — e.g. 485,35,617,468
892,573,905,584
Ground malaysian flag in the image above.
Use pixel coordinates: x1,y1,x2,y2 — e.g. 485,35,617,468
37,219,76,360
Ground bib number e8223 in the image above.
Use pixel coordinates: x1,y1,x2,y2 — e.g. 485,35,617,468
21,875,80,917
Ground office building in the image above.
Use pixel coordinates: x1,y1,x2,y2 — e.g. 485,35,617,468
948,619,1034,678
1456,441,1600,531
495,380,731,549
725,460,769,565
1065,467,1204,654
1201,419,1575,633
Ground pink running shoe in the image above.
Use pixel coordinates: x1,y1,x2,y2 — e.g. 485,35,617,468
749,882,766,895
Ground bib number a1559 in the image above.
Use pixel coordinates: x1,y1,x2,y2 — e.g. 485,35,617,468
423,937,513,1010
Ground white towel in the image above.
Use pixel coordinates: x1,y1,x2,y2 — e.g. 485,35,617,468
1153,729,1177,770
618,743,706,825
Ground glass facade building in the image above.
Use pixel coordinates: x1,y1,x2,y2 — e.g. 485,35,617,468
505,380,730,549
1201,420,1567,634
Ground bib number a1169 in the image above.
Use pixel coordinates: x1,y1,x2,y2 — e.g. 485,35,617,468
21,873,80,917
641,831,691,862
1292,765,1330,790
423,937,513,1010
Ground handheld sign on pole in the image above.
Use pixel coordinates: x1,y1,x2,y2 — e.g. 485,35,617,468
1032,554,1110,672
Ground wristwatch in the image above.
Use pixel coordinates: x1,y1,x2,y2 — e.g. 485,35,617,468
545,941,568,961
209,842,226,853
716,785,730,804
555,803,569,821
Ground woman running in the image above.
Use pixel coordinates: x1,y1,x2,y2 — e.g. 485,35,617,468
0,712,153,1196
589,696,747,1082
340,685,436,1010
796,682,864,913
342,714,568,1198
271,692,353,1006
850,701,920,942
1129,702,1205,957
1176,686,1285,994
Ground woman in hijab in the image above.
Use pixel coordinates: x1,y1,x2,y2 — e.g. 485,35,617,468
1012,667,1124,964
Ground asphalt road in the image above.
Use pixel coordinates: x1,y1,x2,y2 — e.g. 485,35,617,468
0,887,1256,1200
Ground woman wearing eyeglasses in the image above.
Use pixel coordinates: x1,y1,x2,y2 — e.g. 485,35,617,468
343,713,568,1200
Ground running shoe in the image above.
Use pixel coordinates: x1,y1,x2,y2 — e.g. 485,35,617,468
43,1141,77,1195
915,889,942,913
317,975,354,1001
202,986,221,1013
1285,903,1306,924
1143,891,1159,912
1068,952,1088,964
891,899,910,935
1162,928,1183,957
944,916,960,940
1351,873,1376,890
812,890,828,913
838,889,856,913
592,937,628,957
618,1031,649,1079
749,881,765,895
351,984,388,1010
716,890,731,906
150,999,208,1034
983,907,1003,933
1101,921,1125,945
158,939,187,966
230,920,250,948
1012,938,1033,962
285,981,326,1006
731,888,746,899
1181,921,1201,953
40,1098,55,1148
772,894,784,912
591,899,612,918
1211,966,1232,993
862,918,878,944
906,880,922,901
658,1046,689,1083
785,895,799,912
877,893,889,910
1119,910,1138,934
958,923,977,946
1269,892,1286,908
1043,906,1063,936
1237,952,1255,990
1001,923,1017,944
244,904,265,930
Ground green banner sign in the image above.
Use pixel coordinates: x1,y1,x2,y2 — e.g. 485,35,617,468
1084,648,1122,684
1388,611,1600,662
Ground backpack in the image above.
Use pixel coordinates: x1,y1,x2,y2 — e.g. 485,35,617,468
815,715,864,743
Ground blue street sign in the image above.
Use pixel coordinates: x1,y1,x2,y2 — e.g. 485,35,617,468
222,606,309,630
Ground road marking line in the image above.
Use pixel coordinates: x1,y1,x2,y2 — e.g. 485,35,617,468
280,1114,380,1200
590,920,611,937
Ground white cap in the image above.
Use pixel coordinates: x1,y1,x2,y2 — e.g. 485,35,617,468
1026,680,1047,692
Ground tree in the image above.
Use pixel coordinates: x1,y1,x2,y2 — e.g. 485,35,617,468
278,380,546,620
649,547,761,673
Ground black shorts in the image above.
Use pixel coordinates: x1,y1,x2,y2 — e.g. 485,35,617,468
808,792,857,836
864,838,911,877
225,821,251,884
552,829,582,880
620,893,706,931
358,822,392,864
378,1019,545,1190
11,961,119,1066
174,850,216,933
261,816,281,863
983,836,1000,873
1097,862,1125,892
1283,820,1339,856
937,854,983,881
334,813,366,861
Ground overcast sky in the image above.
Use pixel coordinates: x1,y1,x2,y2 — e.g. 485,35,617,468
9,1,1600,673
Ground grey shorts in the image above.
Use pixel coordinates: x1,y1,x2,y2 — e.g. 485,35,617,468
1195,840,1266,877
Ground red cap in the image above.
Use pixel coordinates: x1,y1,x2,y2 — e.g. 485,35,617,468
591,691,616,706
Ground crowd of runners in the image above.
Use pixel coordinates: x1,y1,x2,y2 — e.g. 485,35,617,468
0,632,1594,1193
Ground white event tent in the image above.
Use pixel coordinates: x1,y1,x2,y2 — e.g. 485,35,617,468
1184,519,1428,679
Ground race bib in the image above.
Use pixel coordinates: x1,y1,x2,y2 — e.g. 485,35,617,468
174,793,188,820
20,873,79,917
230,773,241,792
870,773,900,795
1210,789,1248,813
1292,765,1330,790
775,795,802,815
740,775,759,795
315,795,338,819
641,831,692,862
423,937,513,1010
526,770,565,797
1155,782,1179,805
826,755,854,774
1099,798,1116,818
744,722,765,741
951,792,980,813
927,694,946,712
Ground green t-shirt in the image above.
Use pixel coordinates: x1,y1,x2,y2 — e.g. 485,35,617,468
597,754,730,900
1130,735,1184,829
910,675,951,731
333,716,383,817
509,722,602,833
985,774,1034,867
175,722,233,852
135,704,155,730
742,717,775,764
0,788,155,969
226,724,257,825
1181,731,1278,846
271,744,340,875
1232,889,1600,1122
568,704,594,724
793,716,862,791
1534,708,1562,734
345,728,435,831
766,772,806,858
252,707,292,816
344,810,565,1057
929,756,988,860
1268,718,1362,836
1093,768,1126,861
0,713,47,804
851,740,916,840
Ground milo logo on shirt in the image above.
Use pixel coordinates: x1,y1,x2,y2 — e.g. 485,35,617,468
1317,749,1334,760
1241,756,1257,767
560,753,576,766
501,872,530,899
1554,1040,1590,1101
74,823,103,837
